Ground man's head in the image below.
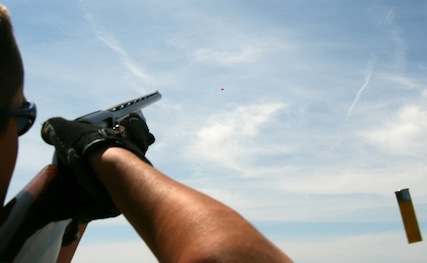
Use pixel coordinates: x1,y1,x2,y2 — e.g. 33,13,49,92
0,5,25,205
0,6,23,110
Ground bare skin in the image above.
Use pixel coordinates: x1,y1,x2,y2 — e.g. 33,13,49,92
0,88,24,206
89,147,293,263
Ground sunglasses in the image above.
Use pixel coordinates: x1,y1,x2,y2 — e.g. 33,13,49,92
0,101,37,136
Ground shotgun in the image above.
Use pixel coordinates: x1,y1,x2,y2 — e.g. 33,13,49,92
0,91,161,262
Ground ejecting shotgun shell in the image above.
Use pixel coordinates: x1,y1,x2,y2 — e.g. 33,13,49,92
395,188,422,243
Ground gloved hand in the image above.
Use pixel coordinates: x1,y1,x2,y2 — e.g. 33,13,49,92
41,115,155,222
119,113,155,162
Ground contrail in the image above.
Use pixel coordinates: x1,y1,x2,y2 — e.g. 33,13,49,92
346,54,376,120
80,3,154,84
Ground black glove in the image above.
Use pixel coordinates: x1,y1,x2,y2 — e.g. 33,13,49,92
119,113,155,164
41,116,154,222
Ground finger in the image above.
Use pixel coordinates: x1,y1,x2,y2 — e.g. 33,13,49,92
41,118,62,145
125,116,150,151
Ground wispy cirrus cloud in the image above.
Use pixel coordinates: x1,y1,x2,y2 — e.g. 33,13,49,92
194,45,261,65
80,3,155,86
346,54,376,120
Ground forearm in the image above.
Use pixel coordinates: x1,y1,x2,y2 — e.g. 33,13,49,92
89,147,292,262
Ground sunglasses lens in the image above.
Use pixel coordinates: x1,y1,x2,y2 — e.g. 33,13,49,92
0,101,37,136
16,116,33,136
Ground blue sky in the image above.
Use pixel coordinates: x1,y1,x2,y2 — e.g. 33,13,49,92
3,0,427,262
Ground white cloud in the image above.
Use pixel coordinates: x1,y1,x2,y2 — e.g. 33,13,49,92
281,231,427,263
361,105,427,156
73,240,157,263
74,229,427,263
187,102,288,173
264,163,427,198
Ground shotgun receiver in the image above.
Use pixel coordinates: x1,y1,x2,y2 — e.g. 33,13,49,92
0,91,161,263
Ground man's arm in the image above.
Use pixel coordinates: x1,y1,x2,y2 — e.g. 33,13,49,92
89,147,292,263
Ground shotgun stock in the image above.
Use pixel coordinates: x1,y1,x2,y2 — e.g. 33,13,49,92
0,91,161,262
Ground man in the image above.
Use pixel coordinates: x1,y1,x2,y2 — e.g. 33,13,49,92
0,4,28,207
1,5,292,262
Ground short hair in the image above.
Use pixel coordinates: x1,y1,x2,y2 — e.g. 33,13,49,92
0,5,24,109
